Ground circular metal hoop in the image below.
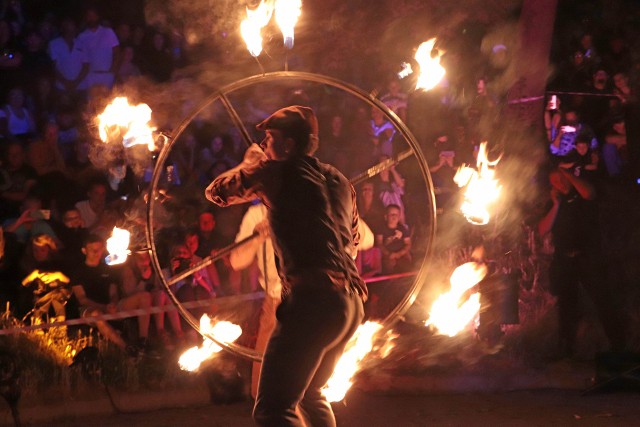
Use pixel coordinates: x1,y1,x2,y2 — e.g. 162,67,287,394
146,71,436,361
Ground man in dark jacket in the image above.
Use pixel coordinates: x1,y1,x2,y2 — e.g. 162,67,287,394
206,105,367,427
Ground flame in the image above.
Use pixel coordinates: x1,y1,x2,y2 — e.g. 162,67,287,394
105,227,131,265
426,262,487,337
275,0,301,49
414,38,446,91
240,0,273,57
453,142,501,225
321,321,382,402
398,62,413,79
97,97,156,151
178,316,242,371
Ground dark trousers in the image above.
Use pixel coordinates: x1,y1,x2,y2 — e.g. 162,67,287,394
253,285,364,427
550,253,626,352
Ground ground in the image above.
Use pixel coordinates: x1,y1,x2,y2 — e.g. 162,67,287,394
22,388,640,427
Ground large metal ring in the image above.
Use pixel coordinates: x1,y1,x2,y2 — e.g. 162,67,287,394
146,71,436,361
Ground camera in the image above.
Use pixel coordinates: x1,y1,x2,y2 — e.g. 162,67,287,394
173,257,191,273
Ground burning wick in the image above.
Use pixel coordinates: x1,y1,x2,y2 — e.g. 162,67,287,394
453,142,501,225
97,97,157,151
426,262,488,337
275,0,301,49
414,38,446,91
178,317,242,371
321,321,382,402
240,0,273,57
105,227,131,265
398,62,413,79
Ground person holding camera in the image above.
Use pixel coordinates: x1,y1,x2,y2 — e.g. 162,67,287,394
548,108,598,159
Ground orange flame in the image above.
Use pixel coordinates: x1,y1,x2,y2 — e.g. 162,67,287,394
321,321,382,402
178,317,242,371
414,38,446,91
97,97,156,151
426,262,487,337
453,142,501,225
105,227,130,265
275,0,301,49
240,0,273,57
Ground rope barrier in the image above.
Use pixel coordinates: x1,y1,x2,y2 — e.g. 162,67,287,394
0,271,419,335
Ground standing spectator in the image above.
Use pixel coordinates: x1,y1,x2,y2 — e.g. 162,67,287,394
48,17,88,100
139,29,173,83
602,116,627,178
538,168,626,356
377,155,406,224
581,68,611,140
229,201,281,399
115,45,140,84
380,78,408,123
376,204,412,274
71,233,152,354
19,29,52,95
76,6,120,90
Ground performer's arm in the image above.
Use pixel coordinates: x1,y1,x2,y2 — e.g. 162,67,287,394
205,144,268,207
230,209,267,270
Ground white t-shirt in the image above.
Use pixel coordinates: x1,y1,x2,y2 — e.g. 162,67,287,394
75,200,98,229
0,106,34,136
77,25,119,81
48,36,88,90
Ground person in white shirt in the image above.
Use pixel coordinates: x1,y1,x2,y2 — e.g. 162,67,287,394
48,17,89,96
76,7,120,90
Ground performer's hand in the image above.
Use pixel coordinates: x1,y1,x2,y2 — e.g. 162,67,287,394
254,220,270,241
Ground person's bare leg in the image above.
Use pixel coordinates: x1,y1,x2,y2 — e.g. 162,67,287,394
85,309,126,349
118,292,152,339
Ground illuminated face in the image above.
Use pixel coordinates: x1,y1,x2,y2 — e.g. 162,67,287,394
576,142,589,156
88,184,107,208
84,241,105,264
361,183,374,202
63,210,83,228
135,252,151,270
173,245,191,259
185,234,199,254
260,129,289,161
199,213,215,232
33,244,51,262
385,207,401,228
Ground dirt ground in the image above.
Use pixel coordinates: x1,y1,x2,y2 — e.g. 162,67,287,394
23,388,640,427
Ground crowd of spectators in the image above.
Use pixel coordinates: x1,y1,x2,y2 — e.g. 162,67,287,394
0,0,637,358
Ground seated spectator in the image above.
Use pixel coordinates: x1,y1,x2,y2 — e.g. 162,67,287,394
3,195,58,246
376,204,412,274
549,108,598,158
106,160,138,202
0,87,36,141
426,133,458,212
581,67,612,140
71,234,152,354
166,243,215,300
602,116,627,178
560,135,600,181
53,207,88,268
122,251,184,349
75,179,108,230
0,141,36,220
185,227,220,294
20,234,70,322
357,181,385,234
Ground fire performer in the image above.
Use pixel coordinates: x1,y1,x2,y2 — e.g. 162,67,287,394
206,106,367,426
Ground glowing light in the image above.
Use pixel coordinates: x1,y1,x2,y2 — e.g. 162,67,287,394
414,38,446,91
240,0,273,57
275,0,301,49
105,227,131,265
453,142,501,225
321,321,382,402
398,62,413,79
178,317,242,371
426,262,487,337
97,97,156,151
